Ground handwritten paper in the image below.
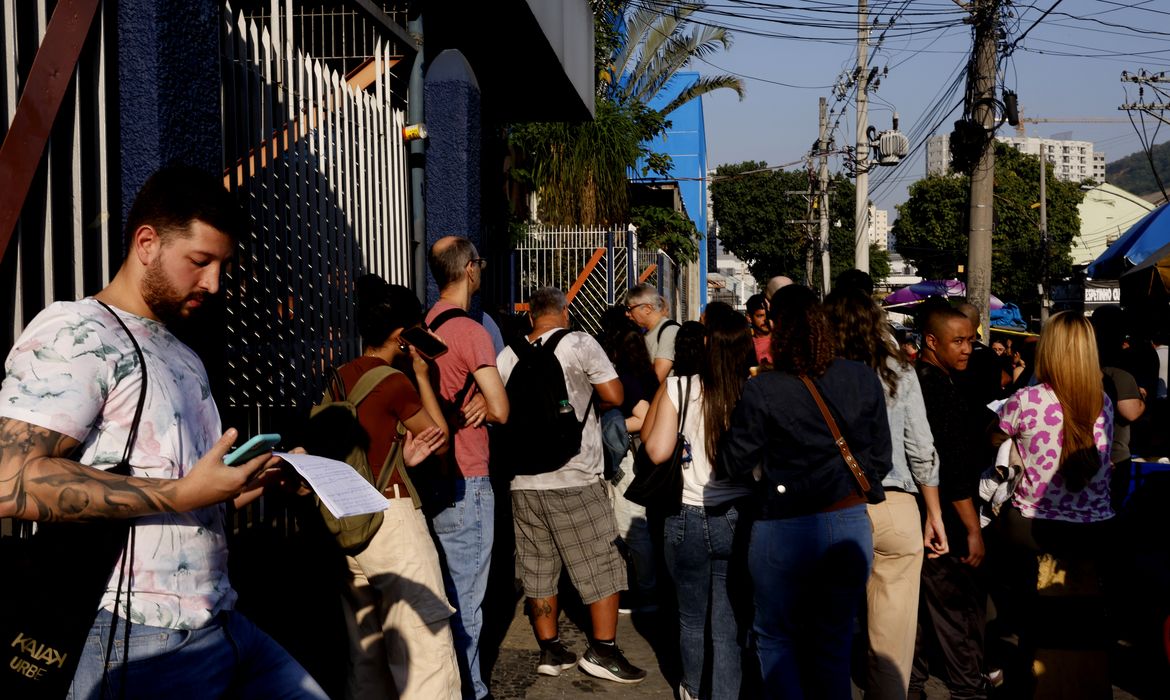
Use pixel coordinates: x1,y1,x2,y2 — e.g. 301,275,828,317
275,452,389,518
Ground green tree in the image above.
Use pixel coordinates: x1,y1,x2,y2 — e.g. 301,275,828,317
606,1,745,115
509,1,743,232
711,161,887,284
892,142,1084,305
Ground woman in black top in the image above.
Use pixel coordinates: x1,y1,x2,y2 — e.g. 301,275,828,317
719,285,892,699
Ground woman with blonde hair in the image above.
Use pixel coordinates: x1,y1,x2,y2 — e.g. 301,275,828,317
995,311,1115,692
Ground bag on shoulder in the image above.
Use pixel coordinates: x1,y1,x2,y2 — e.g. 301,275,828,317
306,366,403,553
624,375,691,512
496,329,594,477
0,301,143,698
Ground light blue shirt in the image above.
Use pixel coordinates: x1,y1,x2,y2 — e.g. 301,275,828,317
881,357,940,492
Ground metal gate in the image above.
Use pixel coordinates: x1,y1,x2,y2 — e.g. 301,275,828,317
221,2,411,411
511,225,678,336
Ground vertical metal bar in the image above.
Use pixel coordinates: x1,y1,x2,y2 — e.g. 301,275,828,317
605,229,615,305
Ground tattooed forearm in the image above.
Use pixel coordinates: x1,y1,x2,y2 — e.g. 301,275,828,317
0,417,182,522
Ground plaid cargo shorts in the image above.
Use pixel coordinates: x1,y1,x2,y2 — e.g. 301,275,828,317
511,480,627,604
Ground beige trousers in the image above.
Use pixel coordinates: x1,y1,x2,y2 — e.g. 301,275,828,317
342,494,460,700
865,491,925,700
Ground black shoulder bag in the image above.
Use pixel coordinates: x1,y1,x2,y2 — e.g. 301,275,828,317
624,375,692,512
0,300,148,698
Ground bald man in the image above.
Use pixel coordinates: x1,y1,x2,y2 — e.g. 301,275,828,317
764,275,794,301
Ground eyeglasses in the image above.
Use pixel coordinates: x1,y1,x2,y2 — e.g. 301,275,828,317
626,303,651,313
468,258,488,270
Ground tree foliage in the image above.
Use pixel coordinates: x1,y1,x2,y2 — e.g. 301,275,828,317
892,142,1085,305
508,1,743,232
710,161,888,285
632,204,699,262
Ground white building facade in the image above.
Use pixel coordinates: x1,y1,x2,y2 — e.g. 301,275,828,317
926,133,1106,184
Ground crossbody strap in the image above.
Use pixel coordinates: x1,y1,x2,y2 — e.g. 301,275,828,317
798,375,871,495
676,375,692,435
92,300,148,475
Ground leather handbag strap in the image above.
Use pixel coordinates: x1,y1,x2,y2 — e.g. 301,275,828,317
676,375,691,436
798,375,871,495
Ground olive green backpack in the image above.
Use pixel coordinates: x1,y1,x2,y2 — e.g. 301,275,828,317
307,365,418,553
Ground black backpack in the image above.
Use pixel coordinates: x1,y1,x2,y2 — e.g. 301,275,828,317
497,329,593,477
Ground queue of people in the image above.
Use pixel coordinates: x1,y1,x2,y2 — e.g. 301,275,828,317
0,165,1132,699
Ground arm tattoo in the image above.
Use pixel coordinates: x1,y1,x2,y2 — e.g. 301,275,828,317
0,417,182,522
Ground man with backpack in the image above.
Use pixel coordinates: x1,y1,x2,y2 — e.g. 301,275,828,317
626,283,679,383
423,236,509,700
496,287,646,685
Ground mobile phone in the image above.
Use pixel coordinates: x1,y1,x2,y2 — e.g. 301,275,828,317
400,325,449,359
223,433,282,466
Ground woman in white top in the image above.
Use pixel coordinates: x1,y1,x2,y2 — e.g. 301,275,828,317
642,304,755,700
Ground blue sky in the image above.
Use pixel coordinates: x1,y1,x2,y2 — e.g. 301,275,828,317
681,0,1170,215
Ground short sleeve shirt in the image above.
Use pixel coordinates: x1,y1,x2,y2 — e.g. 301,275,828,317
426,301,498,477
1102,366,1141,463
336,357,423,481
997,384,1114,523
498,330,618,490
0,300,231,629
645,317,678,364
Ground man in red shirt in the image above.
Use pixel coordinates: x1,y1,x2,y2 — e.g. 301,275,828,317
745,293,772,366
424,236,510,700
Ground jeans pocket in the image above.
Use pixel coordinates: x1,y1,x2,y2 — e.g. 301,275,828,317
666,513,687,548
430,500,465,535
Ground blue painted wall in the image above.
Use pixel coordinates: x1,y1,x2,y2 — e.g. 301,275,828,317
635,71,709,308
118,0,222,225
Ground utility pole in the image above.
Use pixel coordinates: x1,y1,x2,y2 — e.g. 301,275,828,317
819,97,831,296
854,0,870,274
1039,157,1049,323
964,0,998,340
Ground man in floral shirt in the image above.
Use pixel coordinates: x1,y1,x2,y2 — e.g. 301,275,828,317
0,167,326,698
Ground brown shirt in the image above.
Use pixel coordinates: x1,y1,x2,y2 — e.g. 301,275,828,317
336,356,424,488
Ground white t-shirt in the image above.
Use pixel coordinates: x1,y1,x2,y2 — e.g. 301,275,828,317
497,329,618,490
0,299,233,629
668,376,752,507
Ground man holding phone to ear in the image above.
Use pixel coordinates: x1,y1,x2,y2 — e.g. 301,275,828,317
424,235,510,700
0,167,326,698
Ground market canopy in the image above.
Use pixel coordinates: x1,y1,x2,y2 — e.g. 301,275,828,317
883,279,1004,310
1087,202,1170,280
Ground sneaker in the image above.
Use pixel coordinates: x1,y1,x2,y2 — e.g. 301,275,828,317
577,645,647,684
535,640,578,677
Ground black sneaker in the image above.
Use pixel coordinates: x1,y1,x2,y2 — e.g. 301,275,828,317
535,640,578,677
577,645,647,684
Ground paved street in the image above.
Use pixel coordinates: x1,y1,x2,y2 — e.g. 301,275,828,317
488,596,1151,699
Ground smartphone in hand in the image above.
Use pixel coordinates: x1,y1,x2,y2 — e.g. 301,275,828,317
400,326,449,359
223,433,281,466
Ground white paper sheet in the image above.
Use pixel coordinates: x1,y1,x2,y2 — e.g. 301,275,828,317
275,452,389,518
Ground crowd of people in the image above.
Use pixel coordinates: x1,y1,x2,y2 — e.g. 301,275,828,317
0,167,1149,699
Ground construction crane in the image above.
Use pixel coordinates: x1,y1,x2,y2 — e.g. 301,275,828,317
1014,116,1127,137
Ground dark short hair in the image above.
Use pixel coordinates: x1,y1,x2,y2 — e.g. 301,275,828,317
123,166,247,249
428,237,477,289
528,287,568,320
746,293,768,315
356,274,423,348
834,268,874,296
923,305,969,340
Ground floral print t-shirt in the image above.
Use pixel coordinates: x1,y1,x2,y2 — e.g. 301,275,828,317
0,299,234,629
997,383,1114,523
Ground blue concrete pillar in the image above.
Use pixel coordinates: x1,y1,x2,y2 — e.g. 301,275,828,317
423,49,481,307
118,0,222,227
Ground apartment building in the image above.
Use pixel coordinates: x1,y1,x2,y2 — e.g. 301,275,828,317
926,133,1106,183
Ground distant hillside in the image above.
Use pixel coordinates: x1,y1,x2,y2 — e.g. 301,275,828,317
1107,140,1170,199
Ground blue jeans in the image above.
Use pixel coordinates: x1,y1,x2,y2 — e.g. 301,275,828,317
68,608,327,700
431,475,494,699
749,504,873,700
665,502,747,700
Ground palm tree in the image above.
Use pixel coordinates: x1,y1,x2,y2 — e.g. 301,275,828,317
607,1,745,115
509,1,743,228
